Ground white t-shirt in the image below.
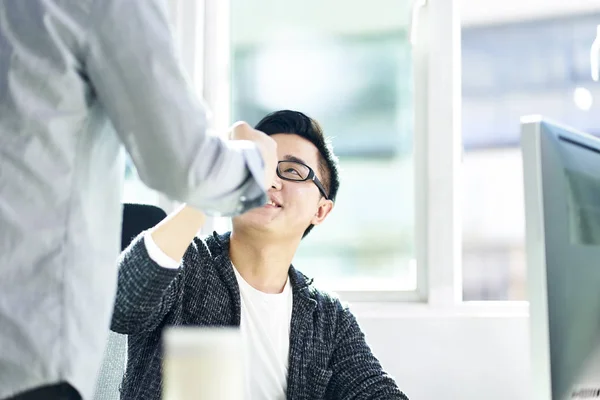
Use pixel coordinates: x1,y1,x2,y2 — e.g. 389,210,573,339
144,234,293,400
233,266,292,400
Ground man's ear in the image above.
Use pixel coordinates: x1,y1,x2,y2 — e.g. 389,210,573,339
310,199,334,227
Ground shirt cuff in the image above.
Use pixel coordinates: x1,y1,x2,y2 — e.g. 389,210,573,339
143,231,180,269
192,140,267,217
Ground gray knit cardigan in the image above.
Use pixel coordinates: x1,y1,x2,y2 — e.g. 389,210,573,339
111,231,409,400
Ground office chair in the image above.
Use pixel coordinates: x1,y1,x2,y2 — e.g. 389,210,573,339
120,203,168,252
93,203,167,400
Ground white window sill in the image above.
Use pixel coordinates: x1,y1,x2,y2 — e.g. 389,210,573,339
349,300,529,319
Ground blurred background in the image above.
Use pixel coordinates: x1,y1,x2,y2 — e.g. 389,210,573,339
461,12,600,301
229,0,416,293
124,0,600,301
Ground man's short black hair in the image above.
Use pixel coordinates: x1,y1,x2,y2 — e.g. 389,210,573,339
255,110,340,238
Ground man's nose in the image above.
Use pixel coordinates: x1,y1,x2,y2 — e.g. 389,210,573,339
271,174,283,190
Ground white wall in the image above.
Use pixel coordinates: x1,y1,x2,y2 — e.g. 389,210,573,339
354,307,531,399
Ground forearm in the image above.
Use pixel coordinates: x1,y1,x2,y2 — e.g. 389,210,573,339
111,205,207,333
149,204,206,263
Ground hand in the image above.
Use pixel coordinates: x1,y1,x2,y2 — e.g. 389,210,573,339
229,121,277,190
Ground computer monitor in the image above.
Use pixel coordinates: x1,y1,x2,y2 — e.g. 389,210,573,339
521,116,600,400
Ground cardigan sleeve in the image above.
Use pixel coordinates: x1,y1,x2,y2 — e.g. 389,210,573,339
326,305,410,400
110,233,183,334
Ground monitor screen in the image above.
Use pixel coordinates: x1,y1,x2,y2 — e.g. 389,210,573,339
557,137,600,246
521,116,600,400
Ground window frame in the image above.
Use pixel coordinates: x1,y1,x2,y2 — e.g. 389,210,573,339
167,0,477,306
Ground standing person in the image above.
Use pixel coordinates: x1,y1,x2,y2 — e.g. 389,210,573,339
0,1,277,399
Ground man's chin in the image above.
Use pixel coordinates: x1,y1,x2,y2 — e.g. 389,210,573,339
233,210,280,231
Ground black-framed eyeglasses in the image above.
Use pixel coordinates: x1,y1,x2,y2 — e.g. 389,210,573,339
276,160,329,200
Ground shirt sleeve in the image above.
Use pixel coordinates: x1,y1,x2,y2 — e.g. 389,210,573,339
111,234,181,334
83,0,266,216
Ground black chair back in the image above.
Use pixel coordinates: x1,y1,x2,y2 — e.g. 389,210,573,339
121,203,167,251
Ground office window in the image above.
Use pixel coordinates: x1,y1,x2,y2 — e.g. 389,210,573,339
230,0,416,291
461,14,600,300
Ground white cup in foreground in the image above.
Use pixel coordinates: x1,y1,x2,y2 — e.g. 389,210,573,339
162,326,244,400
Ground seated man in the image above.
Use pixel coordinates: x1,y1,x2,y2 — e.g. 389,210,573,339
111,110,409,400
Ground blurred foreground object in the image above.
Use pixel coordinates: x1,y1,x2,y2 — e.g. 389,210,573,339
162,327,244,400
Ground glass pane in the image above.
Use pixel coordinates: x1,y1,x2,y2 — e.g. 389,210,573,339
230,0,415,291
461,13,600,300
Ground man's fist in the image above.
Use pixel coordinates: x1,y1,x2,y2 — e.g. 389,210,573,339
229,121,277,190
